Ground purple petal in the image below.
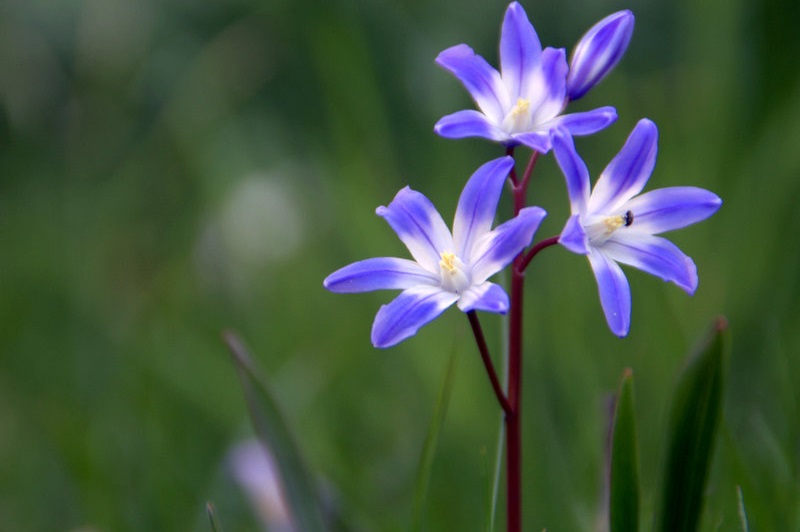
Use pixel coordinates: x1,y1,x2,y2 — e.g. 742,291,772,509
434,110,510,141
371,286,459,348
551,128,591,213
602,232,698,294
453,156,515,258
567,10,634,100
621,186,722,234
510,130,552,152
527,47,568,123
587,247,631,337
559,214,589,254
589,118,658,213
457,282,509,313
436,44,510,123
552,106,618,136
470,206,546,282
499,1,542,100
324,257,439,293
376,187,453,273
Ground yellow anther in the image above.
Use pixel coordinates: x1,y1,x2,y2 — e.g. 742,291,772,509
511,98,530,117
440,251,458,274
604,215,624,234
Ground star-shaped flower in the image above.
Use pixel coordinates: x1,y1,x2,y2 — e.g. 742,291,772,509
552,119,722,336
324,157,546,348
434,1,618,153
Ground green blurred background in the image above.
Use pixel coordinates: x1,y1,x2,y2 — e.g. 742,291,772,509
0,0,798,529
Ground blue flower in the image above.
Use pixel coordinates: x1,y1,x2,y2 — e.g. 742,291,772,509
434,1,617,153
552,119,722,336
324,157,546,348
567,10,635,101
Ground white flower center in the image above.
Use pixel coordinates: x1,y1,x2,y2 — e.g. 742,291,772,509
585,210,634,245
501,98,532,133
439,251,471,294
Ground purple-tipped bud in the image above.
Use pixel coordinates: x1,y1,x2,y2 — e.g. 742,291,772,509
566,10,634,101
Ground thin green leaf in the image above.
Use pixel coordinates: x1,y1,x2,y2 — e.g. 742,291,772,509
206,501,224,532
486,304,510,532
609,368,640,532
485,414,505,532
412,347,459,531
657,317,729,532
224,331,326,532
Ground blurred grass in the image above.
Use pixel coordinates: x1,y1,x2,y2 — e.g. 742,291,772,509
0,0,798,530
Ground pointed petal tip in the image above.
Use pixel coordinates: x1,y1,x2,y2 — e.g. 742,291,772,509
679,256,699,295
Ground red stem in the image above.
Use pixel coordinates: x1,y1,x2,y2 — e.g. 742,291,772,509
517,235,561,274
506,257,524,532
504,148,538,532
467,311,511,415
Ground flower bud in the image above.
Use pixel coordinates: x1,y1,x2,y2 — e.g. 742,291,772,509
566,10,634,101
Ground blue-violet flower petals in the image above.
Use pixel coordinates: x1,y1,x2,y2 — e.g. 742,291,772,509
588,119,658,214
567,10,634,100
551,106,618,137
434,1,617,151
323,257,439,293
376,187,452,274
453,157,515,259
621,187,723,234
602,233,698,294
559,214,589,255
587,247,631,337
458,282,510,313
434,110,509,142
435,44,510,124
552,118,721,336
324,155,545,348
499,0,543,99
371,286,460,348
470,206,547,282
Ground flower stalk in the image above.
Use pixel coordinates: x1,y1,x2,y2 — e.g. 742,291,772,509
504,147,540,532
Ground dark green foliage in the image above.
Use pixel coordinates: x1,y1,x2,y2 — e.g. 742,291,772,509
609,369,640,532
657,318,728,532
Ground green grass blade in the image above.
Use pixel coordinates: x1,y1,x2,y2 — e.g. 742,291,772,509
224,331,326,532
206,501,224,532
656,317,729,532
485,414,504,532
609,369,640,532
411,347,459,531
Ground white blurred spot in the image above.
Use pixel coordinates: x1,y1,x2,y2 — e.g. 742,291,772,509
228,439,294,531
219,175,304,267
193,172,306,295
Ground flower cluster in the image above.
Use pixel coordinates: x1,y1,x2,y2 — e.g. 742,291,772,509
325,1,721,345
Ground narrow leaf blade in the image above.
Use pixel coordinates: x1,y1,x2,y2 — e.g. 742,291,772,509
412,348,458,530
609,368,640,532
657,317,729,532
224,331,326,532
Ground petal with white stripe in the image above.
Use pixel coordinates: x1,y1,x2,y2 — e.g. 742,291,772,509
371,286,459,348
377,187,453,273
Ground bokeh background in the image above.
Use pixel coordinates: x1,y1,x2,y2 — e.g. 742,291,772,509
1,0,798,529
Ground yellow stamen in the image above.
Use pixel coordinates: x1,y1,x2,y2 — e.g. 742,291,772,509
440,251,457,274
511,98,530,118
604,215,624,234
